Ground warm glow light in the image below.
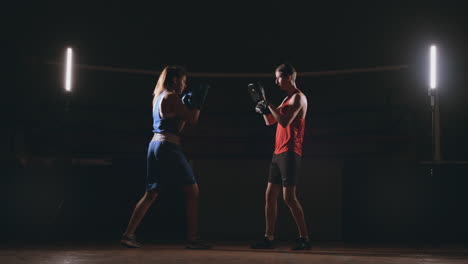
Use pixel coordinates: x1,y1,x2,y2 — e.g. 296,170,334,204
65,48,72,92
430,45,437,89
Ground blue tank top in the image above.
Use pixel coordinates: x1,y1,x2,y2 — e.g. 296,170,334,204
153,91,181,134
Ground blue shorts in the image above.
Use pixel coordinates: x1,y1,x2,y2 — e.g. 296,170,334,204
146,141,197,191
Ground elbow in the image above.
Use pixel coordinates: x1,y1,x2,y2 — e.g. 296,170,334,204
185,109,200,125
187,117,199,125
266,121,276,126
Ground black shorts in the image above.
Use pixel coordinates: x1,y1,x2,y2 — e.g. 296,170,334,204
268,151,302,186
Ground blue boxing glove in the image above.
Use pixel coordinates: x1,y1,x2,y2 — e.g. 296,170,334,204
182,83,210,109
182,91,194,108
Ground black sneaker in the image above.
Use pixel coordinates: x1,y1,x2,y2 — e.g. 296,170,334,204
251,237,275,249
185,239,212,249
120,234,141,248
291,237,311,250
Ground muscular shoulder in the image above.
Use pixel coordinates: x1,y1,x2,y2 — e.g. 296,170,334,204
162,91,180,103
290,92,307,106
160,91,182,116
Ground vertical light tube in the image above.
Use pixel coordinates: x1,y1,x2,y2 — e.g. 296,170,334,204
430,45,437,90
65,48,73,92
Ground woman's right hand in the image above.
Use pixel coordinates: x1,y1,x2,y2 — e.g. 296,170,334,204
181,84,210,110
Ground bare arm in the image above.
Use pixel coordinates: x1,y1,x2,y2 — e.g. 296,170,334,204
267,94,304,127
263,114,277,126
262,97,289,126
161,93,200,125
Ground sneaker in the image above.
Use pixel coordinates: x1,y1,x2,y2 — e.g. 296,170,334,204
185,238,212,249
251,236,275,249
120,234,141,248
291,237,311,250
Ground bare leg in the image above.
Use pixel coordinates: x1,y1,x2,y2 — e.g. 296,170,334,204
123,189,158,236
283,185,308,238
265,183,281,239
182,184,199,241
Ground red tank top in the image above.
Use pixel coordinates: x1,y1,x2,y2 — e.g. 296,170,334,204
274,92,306,156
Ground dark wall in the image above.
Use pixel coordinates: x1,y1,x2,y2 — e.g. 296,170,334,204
3,64,468,244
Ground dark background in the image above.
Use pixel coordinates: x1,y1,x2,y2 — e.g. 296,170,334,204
2,1,468,244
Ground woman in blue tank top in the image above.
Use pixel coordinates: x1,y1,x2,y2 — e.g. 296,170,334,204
121,65,210,249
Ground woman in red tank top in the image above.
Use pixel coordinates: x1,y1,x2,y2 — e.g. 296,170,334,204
251,64,311,250
273,91,306,156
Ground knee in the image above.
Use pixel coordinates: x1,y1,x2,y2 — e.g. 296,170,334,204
282,194,297,207
191,190,199,200
185,187,199,200
265,190,279,203
145,191,158,203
